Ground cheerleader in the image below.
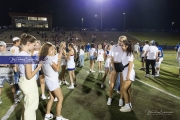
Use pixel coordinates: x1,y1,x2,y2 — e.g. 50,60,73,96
101,44,112,88
39,42,68,120
89,43,96,72
59,42,69,85
31,40,47,100
18,34,42,120
64,43,76,89
97,44,105,73
119,40,135,112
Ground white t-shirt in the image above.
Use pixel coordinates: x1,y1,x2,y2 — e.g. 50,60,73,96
53,54,59,64
10,46,19,55
18,51,34,77
121,53,135,81
109,45,124,62
134,44,140,52
42,56,59,82
147,46,158,60
141,44,149,57
97,49,104,58
89,48,96,56
79,49,84,56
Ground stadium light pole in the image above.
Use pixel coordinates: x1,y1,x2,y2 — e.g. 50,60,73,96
82,18,84,28
101,0,102,31
123,13,125,31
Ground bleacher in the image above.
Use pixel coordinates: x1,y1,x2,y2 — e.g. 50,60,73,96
0,30,142,47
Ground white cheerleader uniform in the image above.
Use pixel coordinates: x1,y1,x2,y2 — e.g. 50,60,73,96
121,53,135,81
61,50,67,66
67,55,75,71
42,55,59,91
105,50,111,68
97,49,104,61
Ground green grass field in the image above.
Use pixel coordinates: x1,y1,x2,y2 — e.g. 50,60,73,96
127,32,180,46
1,51,180,120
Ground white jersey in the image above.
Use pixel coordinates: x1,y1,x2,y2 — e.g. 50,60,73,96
105,51,111,68
97,49,104,59
10,46,19,55
89,48,96,56
67,55,75,69
42,55,59,82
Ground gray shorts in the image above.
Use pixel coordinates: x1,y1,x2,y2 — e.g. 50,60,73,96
0,76,14,87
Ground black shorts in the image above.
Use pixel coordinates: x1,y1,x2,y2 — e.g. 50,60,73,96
141,57,144,62
114,63,123,73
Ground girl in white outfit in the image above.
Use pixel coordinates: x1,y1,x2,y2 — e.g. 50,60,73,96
119,40,135,112
97,44,105,73
89,43,97,72
59,42,69,85
64,43,76,89
101,44,112,88
39,42,68,120
18,34,42,120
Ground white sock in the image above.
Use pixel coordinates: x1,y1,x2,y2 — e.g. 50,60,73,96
129,103,132,107
119,99,123,102
56,116,62,119
42,94,45,96
156,70,159,75
45,114,51,117
125,103,130,108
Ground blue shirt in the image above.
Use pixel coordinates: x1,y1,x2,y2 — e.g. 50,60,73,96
175,44,180,51
158,46,163,58
140,46,143,52
87,44,90,50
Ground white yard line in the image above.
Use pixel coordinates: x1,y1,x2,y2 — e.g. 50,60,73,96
136,78,180,100
1,94,23,120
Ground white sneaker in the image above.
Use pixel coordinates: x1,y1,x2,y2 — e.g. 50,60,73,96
109,81,110,85
91,70,96,73
44,113,54,120
56,116,69,120
58,80,62,86
41,95,47,100
99,71,101,73
145,74,150,77
120,106,131,112
63,80,69,85
14,98,20,104
101,71,104,73
119,99,123,106
155,74,159,77
54,97,58,102
107,98,112,105
67,85,74,89
47,96,50,99
101,84,104,88
117,90,120,94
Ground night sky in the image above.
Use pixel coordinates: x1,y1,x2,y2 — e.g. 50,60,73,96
0,0,180,30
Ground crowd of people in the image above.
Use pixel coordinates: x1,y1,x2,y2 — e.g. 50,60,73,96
0,32,166,120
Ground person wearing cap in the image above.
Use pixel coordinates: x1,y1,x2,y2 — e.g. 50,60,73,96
133,42,140,59
144,40,158,77
10,37,21,95
0,41,20,104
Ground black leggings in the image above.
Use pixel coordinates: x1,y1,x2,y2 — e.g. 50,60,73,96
146,59,156,75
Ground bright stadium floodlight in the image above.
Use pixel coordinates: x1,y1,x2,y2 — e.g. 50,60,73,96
123,13,125,31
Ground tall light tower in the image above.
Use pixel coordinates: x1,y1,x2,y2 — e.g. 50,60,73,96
82,18,83,28
101,0,102,31
123,13,125,31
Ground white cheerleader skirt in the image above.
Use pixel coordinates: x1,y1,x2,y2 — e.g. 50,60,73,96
97,57,104,62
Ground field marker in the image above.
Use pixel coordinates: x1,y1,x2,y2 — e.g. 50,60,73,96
1,94,23,120
136,78,180,100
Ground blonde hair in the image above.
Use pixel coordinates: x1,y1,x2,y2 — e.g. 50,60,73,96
98,44,102,49
119,35,127,41
60,41,66,50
